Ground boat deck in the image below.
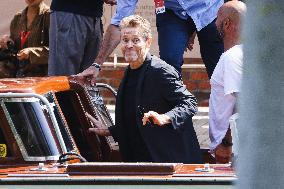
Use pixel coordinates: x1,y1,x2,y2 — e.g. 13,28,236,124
0,163,235,187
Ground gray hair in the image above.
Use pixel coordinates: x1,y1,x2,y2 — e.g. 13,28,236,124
120,15,152,40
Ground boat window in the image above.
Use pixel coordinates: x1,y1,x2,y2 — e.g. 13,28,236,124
55,90,95,161
4,101,60,157
45,93,75,152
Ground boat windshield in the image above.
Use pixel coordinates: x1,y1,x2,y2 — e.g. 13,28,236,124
45,93,75,152
3,100,60,158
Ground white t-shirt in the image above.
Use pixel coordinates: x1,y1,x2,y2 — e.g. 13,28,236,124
209,44,243,151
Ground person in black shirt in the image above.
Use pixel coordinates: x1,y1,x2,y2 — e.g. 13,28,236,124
48,0,115,76
86,15,202,163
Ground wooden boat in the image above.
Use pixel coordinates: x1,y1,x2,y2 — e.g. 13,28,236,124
0,76,236,188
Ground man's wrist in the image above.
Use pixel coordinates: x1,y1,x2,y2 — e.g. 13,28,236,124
221,138,233,147
161,114,171,125
91,63,101,71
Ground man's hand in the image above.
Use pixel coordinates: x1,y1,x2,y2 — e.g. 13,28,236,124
142,111,171,126
104,0,117,5
185,32,196,52
75,24,121,85
214,143,232,163
0,35,11,49
86,112,111,136
76,65,100,86
17,48,31,60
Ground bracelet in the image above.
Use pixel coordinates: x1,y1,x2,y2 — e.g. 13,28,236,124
91,63,101,71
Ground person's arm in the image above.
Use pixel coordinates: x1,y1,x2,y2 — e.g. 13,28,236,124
17,47,49,64
16,11,50,64
76,25,121,84
162,68,198,130
211,92,236,163
96,0,138,65
86,112,120,142
95,24,121,65
143,66,198,130
142,111,171,126
86,113,111,136
214,52,242,163
0,35,11,49
76,0,138,83
214,129,233,163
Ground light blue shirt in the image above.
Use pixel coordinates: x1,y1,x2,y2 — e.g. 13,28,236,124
111,0,224,31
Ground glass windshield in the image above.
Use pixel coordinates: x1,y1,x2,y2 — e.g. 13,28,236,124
45,93,75,152
4,101,60,157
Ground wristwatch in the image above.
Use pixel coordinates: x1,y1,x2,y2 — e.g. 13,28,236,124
91,63,101,71
221,138,233,147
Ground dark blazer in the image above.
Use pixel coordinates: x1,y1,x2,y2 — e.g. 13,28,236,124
110,54,203,163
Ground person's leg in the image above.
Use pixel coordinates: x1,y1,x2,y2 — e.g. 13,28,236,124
48,11,87,76
80,18,103,72
197,19,224,78
156,10,195,73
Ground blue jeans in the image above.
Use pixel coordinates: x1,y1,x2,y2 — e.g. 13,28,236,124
156,9,224,77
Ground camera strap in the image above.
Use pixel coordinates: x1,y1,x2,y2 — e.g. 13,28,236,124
20,31,31,49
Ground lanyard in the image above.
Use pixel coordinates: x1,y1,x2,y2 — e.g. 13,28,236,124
154,0,165,14
20,31,30,49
